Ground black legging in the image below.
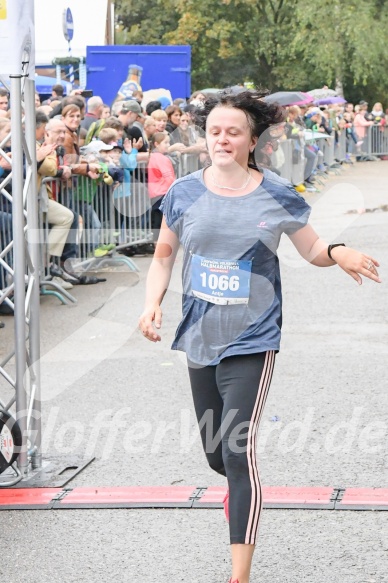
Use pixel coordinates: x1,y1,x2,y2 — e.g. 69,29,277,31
188,351,275,544
151,196,164,241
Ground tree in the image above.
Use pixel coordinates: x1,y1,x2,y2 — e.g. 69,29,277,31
292,0,388,97
114,0,388,102
114,0,180,45
165,0,299,90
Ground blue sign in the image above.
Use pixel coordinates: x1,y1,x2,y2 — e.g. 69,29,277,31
191,254,252,305
62,8,74,42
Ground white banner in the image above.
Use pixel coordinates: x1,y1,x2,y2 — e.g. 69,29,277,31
0,0,35,75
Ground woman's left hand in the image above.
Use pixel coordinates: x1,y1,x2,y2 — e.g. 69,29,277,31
331,246,381,284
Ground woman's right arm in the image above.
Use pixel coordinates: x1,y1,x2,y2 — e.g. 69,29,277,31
139,218,180,342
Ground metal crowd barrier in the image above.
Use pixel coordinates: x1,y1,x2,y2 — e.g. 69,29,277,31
2,135,387,309
1,152,203,309
35,154,202,302
366,125,388,156
276,135,339,184
335,130,347,162
277,139,293,183
320,136,335,166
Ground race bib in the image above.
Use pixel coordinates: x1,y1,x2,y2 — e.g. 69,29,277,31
191,254,252,305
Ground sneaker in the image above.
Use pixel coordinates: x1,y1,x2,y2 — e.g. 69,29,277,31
49,263,64,278
50,263,80,284
94,247,109,258
94,244,116,258
50,276,73,290
134,243,155,255
223,490,229,522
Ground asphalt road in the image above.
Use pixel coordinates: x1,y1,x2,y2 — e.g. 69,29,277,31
1,161,387,583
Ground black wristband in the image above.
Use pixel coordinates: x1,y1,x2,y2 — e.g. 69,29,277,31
328,243,346,260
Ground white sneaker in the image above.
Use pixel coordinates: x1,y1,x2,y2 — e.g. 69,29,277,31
50,276,73,290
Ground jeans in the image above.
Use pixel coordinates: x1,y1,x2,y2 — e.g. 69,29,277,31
80,202,101,254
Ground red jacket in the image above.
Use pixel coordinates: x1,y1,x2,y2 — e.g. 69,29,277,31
147,152,175,199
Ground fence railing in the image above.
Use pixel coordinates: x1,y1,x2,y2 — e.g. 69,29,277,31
21,154,201,304
2,132,388,309
365,125,388,156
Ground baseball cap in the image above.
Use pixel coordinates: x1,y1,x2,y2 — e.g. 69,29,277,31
305,107,321,118
158,96,172,110
80,140,114,154
121,100,142,114
109,141,123,150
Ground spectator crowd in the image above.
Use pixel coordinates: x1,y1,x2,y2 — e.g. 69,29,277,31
1,82,387,322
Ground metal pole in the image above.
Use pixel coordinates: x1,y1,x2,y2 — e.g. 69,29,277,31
68,41,74,87
79,58,87,90
56,65,62,84
10,75,29,476
24,78,42,469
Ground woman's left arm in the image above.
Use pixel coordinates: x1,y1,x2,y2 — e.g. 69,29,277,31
289,224,381,285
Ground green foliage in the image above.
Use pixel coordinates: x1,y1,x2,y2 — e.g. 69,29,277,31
114,0,180,45
52,57,81,66
114,0,388,102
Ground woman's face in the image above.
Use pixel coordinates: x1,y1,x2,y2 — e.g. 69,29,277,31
373,103,383,112
170,109,182,126
101,106,111,119
156,136,170,154
155,116,167,131
180,114,190,129
145,120,157,136
63,109,81,131
206,106,257,169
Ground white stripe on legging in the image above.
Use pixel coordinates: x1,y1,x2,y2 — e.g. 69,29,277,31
245,350,275,545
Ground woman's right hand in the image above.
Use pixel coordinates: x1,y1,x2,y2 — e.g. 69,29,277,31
138,305,162,342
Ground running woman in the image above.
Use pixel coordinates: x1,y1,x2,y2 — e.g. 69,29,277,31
139,90,381,583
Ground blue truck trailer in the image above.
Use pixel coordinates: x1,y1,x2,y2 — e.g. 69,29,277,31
86,45,191,105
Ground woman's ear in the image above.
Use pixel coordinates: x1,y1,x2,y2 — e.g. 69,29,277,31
250,137,258,152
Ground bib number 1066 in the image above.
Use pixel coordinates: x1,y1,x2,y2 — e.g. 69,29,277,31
200,272,240,292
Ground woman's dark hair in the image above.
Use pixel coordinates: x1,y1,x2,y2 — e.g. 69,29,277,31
62,104,81,119
165,105,182,120
146,100,162,116
195,89,285,167
49,95,86,119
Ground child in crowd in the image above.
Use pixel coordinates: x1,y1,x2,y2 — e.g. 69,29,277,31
147,132,176,240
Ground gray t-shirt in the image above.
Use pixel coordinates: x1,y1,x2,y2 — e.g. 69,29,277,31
161,168,311,366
